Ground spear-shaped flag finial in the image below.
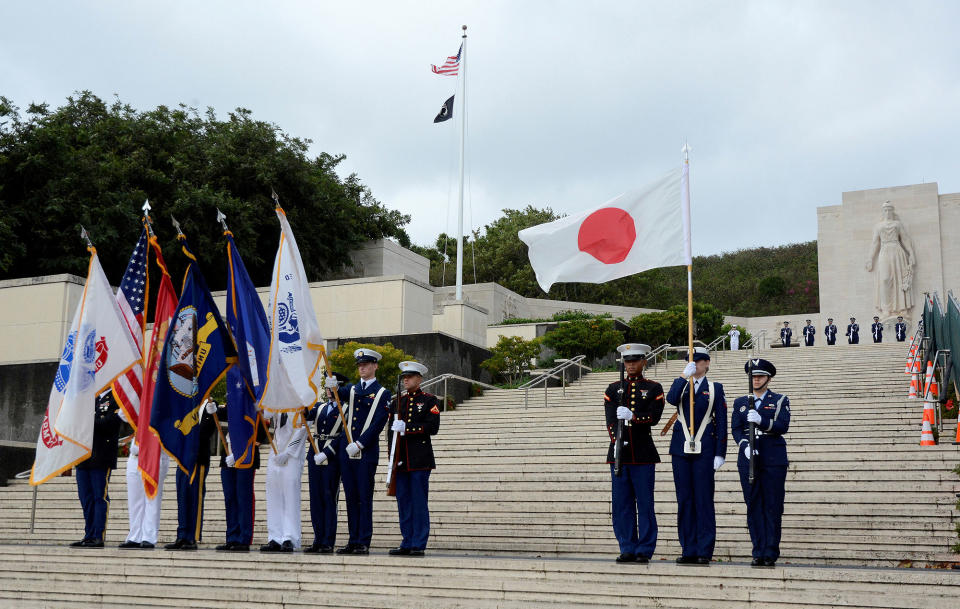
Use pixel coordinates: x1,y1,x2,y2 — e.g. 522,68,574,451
80,225,94,250
216,208,229,232
171,215,184,237
142,200,155,237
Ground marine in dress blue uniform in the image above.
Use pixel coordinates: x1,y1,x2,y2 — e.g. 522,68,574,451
605,343,665,563
70,389,122,548
730,359,790,567
388,361,440,557
871,316,883,343
846,318,860,344
304,371,349,554
665,348,727,565
802,320,815,346
779,322,792,347
165,402,218,550
327,348,391,555
824,319,838,346
895,317,907,342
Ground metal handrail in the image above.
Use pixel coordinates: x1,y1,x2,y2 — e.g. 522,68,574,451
742,329,767,355
521,355,590,408
420,373,499,412
646,344,671,370
706,334,728,352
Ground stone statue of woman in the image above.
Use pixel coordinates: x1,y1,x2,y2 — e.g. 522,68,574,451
865,201,915,318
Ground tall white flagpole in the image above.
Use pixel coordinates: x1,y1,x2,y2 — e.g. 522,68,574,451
455,24,467,301
681,142,695,435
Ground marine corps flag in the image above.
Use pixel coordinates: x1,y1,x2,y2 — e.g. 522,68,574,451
149,234,236,480
259,205,325,413
31,249,141,484
224,230,270,466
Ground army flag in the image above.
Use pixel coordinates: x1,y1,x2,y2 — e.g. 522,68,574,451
224,232,270,466
259,206,325,414
136,234,178,498
518,168,686,292
149,235,236,480
31,250,141,485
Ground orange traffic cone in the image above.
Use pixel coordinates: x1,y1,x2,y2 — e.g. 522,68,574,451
953,418,960,445
923,362,934,391
929,377,939,400
912,356,922,375
908,373,919,399
920,393,937,446
906,345,918,374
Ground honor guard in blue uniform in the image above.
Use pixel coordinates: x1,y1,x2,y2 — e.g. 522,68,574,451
605,343,665,563
215,395,268,553
665,347,727,565
779,322,792,347
846,317,860,344
802,320,815,346
895,316,907,342
304,371,349,554
871,316,883,343
165,401,218,550
70,389,122,548
326,348,392,555
387,361,441,557
824,318,838,346
731,359,790,567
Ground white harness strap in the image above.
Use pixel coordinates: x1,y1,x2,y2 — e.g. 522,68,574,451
321,403,343,453
675,380,715,454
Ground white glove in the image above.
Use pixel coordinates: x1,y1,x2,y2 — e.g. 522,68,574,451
746,409,762,424
616,406,632,421
116,408,128,424
743,444,758,459
314,452,328,466
346,442,362,458
130,442,139,456
205,400,217,414
225,454,236,467
325,376,339,389
713,456,725,471
274,453,289,466
391,420,406,434
682,362,697,378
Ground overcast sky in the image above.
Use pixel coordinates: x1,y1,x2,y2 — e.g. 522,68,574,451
3,1,958,256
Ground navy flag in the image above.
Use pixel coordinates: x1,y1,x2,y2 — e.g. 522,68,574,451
434,95,454,123
149,234,236,480
224,231,270,467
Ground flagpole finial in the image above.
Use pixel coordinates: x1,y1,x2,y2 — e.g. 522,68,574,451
142,200,156,238
462,24,467,36
271,189,283,212
682,141,691,160
216,208,229,232
170,215,184,238
142,199,151,214
80,225,94,250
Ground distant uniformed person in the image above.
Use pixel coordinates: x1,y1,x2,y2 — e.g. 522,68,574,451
665,347,726,565
165,400,218,551
895,316,907,342
802,320,815,347
326,348,392,555
846,317,860,344
728,327,741,351
871,316,883,343
259,407,308,552
387,361,441,557
605,343,665,563
824,318,838,346
69,389,122,548
779,322,792,347
304,371,349,554
731,359,790,568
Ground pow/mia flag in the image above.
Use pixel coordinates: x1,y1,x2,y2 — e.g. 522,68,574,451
434,95,454,123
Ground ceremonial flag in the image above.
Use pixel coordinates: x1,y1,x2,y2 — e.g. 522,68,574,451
431,43,462,75
518,168,686,292
149,235,235,480
224,232,270,466
434,95,454,123
136,234,178,498
113,228,148,425
259,206,325,413
30,250,141,484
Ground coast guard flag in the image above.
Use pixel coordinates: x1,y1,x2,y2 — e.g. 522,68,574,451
149,235,236,479
518,168,686,292
259,207,325,413
31,251,140,484
224,232,270,466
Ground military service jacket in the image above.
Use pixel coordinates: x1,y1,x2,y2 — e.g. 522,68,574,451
604,376,665,465
77,391,121,471
730,390,791,467
389,388,441,472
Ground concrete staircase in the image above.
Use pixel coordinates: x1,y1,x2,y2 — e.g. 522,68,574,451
0,341,958,607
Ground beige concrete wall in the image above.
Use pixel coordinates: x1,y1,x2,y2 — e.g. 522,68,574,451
486,323,541,347
432,300,488,347
938,193,960,294
0,275,85,364
345,239,430,284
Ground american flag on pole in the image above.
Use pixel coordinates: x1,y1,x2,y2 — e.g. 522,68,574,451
113,228,147,426
431,43,462,75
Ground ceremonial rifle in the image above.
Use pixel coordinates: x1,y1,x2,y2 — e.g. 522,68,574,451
386,375,403,496
747,359,756,485
613,356,626,477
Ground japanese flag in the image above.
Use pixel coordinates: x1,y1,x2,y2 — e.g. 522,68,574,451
518,167,689,292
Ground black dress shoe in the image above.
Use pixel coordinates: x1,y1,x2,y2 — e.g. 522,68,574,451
118,541,141,549
83,539,104,548
675,556,697,564
409,549,425,557
389,547,411,556
763,559,776,567
695,557,710,565
165,539,186,550
616,553,636,563
303,543,321,554
336,544,357,555
228,544,250,552
318,545,334,554
69,539,90,548
180,540,198,551
140,542,155,549
281,540,294,553
750,558,763,567
260,540,282,553
352,545,369,555
216,542,235,552
635,556,649,564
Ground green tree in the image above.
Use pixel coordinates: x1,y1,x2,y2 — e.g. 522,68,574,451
480,336,541,384
327,341,418,392
542,318,624,362
0,92,410,292
627,301,726,347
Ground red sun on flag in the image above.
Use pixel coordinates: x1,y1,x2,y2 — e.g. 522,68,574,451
577,207,636,264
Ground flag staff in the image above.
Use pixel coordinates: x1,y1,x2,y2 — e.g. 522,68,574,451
682,142,695,436
455,24,467,301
